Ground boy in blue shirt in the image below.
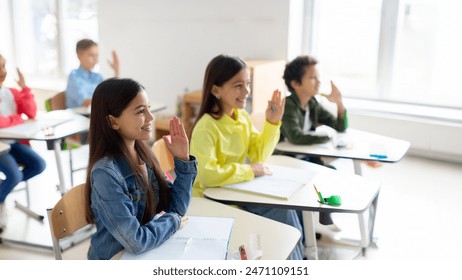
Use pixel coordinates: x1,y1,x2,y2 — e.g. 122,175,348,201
65,39,120,108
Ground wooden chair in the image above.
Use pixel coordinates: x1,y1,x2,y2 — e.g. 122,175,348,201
47,184,93,260
45,91,66,112
151,138,175,180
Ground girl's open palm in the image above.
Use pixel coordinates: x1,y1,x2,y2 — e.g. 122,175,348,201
265,89,285,125
163,116,189,161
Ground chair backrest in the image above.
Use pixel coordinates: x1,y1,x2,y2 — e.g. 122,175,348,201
151,138,174,173
47,183,90,260
45,91,66,112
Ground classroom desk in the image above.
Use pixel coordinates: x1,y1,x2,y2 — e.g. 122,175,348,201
203,155,381,260
275,128,411,175
0,111,89,250
70,102,167,116
0,110,89,195
113,197,301,260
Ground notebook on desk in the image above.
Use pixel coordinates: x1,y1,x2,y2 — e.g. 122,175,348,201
121,216,234,260
223,164,314,199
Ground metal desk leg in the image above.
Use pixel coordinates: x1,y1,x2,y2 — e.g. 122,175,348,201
358,212,370,255
302,211,318,260
353,159,363,176
52,140,67,195
357,191,380,255
368,191,380,246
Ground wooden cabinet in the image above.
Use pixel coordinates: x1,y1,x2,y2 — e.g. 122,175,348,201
181,60,286,138
181,90,203,138
154,118,171,141
245,60,286,114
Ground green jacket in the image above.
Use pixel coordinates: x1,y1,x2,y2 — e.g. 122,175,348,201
280,93,348,145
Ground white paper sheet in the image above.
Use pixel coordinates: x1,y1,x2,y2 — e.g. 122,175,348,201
121,216,234,260
223,164,315,199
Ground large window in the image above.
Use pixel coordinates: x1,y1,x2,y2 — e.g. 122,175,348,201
0,0,98,87
305,0,462,109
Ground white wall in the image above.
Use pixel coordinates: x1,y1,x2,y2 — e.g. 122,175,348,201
98,0,290,116
97,0,462,164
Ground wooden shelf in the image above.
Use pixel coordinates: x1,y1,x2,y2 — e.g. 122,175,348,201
181,90,202,139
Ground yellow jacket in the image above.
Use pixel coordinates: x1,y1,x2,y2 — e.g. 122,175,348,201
190,109,281,197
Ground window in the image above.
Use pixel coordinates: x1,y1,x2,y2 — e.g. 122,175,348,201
303,0,462,109
0,0,98,87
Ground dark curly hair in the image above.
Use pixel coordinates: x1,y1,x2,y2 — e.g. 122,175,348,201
283,55,318,93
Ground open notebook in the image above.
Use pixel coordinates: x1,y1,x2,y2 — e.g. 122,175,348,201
223,164,315,199
121,216,234,260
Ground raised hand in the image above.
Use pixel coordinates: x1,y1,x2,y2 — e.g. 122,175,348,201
325,81,345,116
16,68,27,89
265,89,285,125
163,116,189,161
108,50,120,77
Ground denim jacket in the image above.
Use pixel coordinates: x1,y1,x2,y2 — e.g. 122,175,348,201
87,155,197,260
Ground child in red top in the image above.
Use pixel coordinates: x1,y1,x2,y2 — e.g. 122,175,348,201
0,54,46,233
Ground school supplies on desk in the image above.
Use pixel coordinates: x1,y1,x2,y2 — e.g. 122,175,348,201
223,164,315,199
121,216,234,260
313,185,342,206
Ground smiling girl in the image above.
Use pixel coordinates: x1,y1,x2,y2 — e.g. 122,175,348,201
84,78,197,260
190,54,304,260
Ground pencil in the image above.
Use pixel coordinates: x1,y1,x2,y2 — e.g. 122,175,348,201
313,184,322,202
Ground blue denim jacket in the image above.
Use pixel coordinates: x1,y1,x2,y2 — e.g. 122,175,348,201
87,155,197,260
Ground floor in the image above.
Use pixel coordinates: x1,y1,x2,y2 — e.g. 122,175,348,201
1,139,462,260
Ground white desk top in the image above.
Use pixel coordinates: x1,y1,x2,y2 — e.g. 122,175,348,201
113,197,301,260
204,155,381,214
0,110,89,141
276,128,410,163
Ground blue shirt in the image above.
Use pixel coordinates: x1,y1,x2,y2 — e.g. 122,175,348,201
65,66,104,108
87,155,197,260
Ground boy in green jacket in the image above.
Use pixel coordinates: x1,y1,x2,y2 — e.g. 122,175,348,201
281,55,348,235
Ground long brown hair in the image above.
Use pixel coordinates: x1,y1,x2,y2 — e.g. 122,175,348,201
84,78,170,224
193,54,247,128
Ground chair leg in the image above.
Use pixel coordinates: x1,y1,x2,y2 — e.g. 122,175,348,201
47,208,63,260
69,144,74,187
14,181,44,221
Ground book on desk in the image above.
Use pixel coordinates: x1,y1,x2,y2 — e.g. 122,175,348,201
121,216,234,260
222,164,315,199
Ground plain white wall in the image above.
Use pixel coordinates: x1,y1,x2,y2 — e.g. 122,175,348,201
98,0,290,116
97,0,462,163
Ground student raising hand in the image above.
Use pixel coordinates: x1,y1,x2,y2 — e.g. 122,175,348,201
163,116,189,161
16,68,27,89
265,89,285,125
324,81,345,117
108,50,120,77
